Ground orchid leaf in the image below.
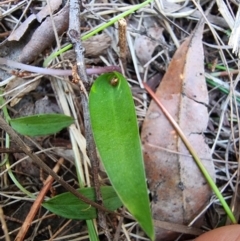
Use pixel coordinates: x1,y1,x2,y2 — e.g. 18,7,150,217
89,72,154,240
43,186,122,220
10,114,74,136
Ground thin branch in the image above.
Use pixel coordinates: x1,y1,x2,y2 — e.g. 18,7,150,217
68,0,102,206
68,0,111,239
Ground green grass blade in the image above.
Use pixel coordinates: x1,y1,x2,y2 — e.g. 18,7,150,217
87,220,99,241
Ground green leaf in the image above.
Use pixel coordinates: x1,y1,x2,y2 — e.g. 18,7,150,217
10,114,74,136
42,186,122,220
89,72,155,240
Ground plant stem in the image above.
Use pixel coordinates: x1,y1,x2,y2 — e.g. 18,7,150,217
0,57,120,76
144,83,237,224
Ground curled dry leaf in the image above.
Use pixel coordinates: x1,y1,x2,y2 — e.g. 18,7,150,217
62,33,112,64
141,23,215,240
134,26,164,66
19,5,69,63
82,33,112,57
8,0,62,41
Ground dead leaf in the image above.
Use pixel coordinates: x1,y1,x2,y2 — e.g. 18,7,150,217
134,26,164,66
8,0,62,41
19,5,69,63
83,33,112,57
62,33,112,64
141,23,215,240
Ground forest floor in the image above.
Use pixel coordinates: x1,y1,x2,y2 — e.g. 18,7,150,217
0,0,239,241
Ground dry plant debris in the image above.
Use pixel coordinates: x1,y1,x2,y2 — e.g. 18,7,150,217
19,4,69,64
0,0,240,240
141,20,215,240
7,0,62,42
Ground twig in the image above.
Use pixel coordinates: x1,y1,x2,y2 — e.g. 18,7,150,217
68,0,101,206
154,220,203,236
68,0,111,239
14,158,64,241
0,147,28,153
0,206,10,241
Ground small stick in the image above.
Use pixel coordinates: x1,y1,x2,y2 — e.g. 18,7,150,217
0,147,28,153
15,158,64,241
68,0,102,207
68,0,111,239
0,206,10,241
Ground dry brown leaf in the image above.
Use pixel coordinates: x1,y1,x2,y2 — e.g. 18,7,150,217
19,5,69,63
134,26,164,66
62,33,112,64
8,0,62,41
141,23,215,240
